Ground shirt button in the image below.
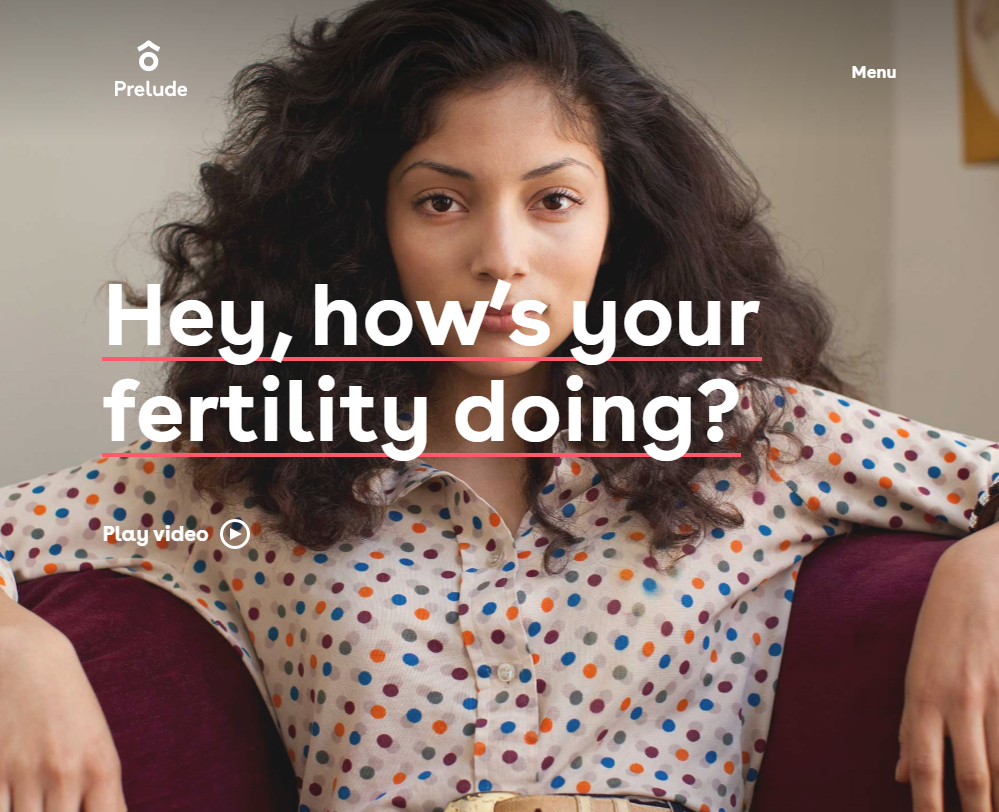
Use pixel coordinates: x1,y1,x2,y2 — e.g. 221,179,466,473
487,551,504,568
496,662,516,682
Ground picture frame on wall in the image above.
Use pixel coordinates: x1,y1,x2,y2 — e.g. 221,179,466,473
959,0,999,162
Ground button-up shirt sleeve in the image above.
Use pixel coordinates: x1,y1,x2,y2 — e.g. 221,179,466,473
739,378,999,538
0,437,270,718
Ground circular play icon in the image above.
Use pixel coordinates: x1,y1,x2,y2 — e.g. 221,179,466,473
219,518,251,550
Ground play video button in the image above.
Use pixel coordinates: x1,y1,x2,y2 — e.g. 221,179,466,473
220,518,251,550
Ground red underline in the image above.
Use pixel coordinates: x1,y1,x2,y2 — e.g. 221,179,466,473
101,355,763,362
102,451,741,458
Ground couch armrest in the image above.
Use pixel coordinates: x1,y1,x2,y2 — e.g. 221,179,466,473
18,569,299,812
751,528,965,811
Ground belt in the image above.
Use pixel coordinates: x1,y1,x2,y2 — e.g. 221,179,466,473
443,791,689,812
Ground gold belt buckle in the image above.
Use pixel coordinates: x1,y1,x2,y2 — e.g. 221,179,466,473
443,790,521,812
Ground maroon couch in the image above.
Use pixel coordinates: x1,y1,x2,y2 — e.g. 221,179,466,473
18,527,967,811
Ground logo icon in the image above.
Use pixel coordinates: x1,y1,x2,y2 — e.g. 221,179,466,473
219,518,251,550
137,41,160,72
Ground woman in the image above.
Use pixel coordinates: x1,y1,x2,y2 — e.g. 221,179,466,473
1,1,997,811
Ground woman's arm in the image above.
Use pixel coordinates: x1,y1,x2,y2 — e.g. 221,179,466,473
0,589,128,812
740,378,999,812
896,520,999,812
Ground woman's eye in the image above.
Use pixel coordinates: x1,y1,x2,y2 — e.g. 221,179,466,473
412,193,465,217
541,192,581,212
535,190,585,214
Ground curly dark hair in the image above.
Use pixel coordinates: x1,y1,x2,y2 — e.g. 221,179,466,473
109,0,862,576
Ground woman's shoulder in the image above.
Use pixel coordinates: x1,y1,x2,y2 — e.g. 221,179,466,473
1,437,209,546
736,374,999,534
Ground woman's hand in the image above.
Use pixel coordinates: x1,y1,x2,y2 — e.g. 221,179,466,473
896,522,999,812
0,594,128,812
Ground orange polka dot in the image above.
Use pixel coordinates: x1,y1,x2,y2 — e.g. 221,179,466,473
432,720,448,734
897,428,910,438
582,663,597,678
285,633,294,647
488,513,501,527
879,476,893,489
33,505,46,515
620,697,631,711
571,462,581,476
140,561,152,571
474,742,487,756
415,608,430,621
724,761,735,775
629,763,644,774
272,694,282,708
506,606,519,620
43,563,58,574
86,494,100,505
540,597,554,613
315,601,326,614
143,462,155,474
947,493,961,504
334,722,345,737
540,717,553,733
310,654,318,669
393,772,406,785
642,641,655,657
156,537,169,549
619,569,634,581
944,452,957,463
371,705,386,719
828,452,841,465
524,730,538,745
730,539,743,553
677,699,688,712
370,649,386,663
462,630,475,646
575,782,592,794
370,551,384,559
692,577,704,589
359,586,373,598
412,523,426,533
232,578,244,591
807,496,820,511
573,551,587,562
683,630,694,644
828,411,841,423
292,545,306,556
676,749,689,761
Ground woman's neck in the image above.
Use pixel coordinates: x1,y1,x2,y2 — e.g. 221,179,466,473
423,363,552,455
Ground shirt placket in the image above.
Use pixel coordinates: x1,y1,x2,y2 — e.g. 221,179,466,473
445,479,540,795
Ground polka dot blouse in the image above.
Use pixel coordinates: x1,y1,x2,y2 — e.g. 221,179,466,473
1,376,998,812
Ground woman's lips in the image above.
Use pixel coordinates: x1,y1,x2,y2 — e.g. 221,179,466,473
464,308,541,333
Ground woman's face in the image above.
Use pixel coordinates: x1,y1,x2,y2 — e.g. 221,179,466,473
385,76,611,381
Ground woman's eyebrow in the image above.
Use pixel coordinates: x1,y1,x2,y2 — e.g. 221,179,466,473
397,157,595,183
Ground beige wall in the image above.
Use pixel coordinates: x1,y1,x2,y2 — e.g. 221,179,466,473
886,0,999,438
1,0,993,485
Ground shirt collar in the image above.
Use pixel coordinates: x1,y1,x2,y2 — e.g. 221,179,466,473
353,360,600,507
